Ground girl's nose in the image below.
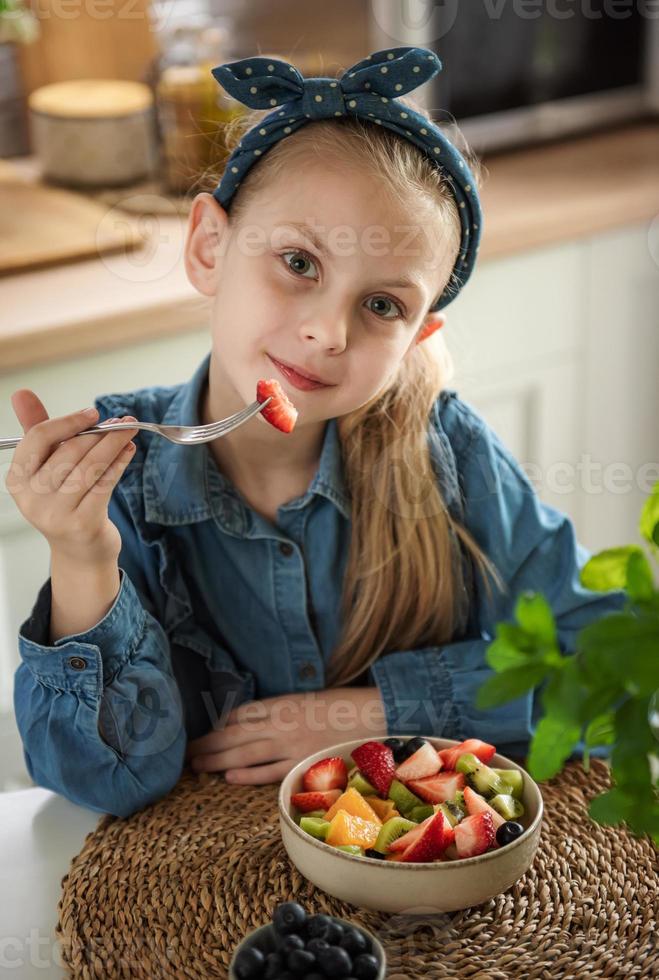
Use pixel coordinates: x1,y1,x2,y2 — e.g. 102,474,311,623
300,312,349,352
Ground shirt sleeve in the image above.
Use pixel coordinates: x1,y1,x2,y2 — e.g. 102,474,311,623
367,394,628,762
13,476,187,819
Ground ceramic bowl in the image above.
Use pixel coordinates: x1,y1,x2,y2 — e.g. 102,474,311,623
278,735,543,913
228,915,386,979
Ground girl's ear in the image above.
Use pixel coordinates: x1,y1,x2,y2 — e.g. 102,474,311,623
415,313,446,344
184,193,230,297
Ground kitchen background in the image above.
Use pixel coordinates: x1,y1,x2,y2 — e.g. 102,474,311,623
1,1,658,792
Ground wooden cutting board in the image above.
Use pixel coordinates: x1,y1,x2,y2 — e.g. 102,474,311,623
0,160,145,275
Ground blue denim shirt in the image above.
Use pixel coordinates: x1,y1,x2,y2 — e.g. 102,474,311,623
14,351,627,817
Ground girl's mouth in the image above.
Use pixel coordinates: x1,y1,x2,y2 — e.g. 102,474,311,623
267,355,331,391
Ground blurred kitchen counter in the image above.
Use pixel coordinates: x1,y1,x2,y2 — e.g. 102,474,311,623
2,120,659,374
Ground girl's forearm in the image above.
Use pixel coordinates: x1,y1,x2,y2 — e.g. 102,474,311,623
48,551,121,644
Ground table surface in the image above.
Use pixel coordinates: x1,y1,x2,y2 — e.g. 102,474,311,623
0,787,99,978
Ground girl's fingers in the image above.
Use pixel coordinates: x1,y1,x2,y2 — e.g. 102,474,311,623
12,406,101,477
57,417,138,503
42,417,122,492
186,719,269,759
225,758,294,785
190,738,285,773
75,438,137,518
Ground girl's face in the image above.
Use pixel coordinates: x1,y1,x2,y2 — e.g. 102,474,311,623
198,159,453,425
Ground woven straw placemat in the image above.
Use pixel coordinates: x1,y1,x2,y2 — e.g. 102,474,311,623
56,758,657,978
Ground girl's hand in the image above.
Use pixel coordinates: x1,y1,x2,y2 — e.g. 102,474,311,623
6,389,139,565
185,686,388,785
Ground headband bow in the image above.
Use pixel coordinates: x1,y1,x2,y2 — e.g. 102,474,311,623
211,46,482,310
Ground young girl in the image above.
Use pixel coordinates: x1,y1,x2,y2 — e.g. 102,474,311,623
9,47,625,818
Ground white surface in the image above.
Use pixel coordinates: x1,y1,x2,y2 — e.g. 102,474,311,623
0,788,99,977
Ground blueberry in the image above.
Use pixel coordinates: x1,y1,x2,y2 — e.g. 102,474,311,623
273,901,307,936
496,820,525,847
317,944,353,977
306,913,334,939
233,944,265,979
324,921,344,945
364,848,387,859
278,933,305,954
383,737,404,753
352,952,380,979
306,937,330,956
301,974,325,980
401,736,427,759
287,947,316,974
339,927,369,957
263,950,284,978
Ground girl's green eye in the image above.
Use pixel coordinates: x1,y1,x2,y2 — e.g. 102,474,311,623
282,249,318,279
366,296,403,320
281,248,405,320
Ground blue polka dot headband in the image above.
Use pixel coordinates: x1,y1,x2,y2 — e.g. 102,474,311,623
210,45,482,311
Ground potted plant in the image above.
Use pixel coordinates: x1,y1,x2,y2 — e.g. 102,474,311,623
0,1,40,157
476,481,659,846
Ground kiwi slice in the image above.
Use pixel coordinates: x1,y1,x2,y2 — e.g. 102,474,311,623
295,808,326,824
456,753,508,798
299,817,331,840
408,804,435,822
372,815,418,855
489,794,525,821
335,844,363,855
347,769,377,795
437,801,463,828
492,768,524,800
388,779,425,817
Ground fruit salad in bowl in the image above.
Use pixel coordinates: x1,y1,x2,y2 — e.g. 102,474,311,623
278,735,543,913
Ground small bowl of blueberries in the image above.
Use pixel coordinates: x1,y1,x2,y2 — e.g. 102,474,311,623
229,900,386,980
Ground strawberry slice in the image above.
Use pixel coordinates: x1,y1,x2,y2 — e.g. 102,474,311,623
350,741,396,797
256,379,298,433
387,814,435,852
401,809,455,862
291,788,342,813
438,738,497,770
302,756,348,793
406,770,466,804
453,811,497,858
462,785,505,841
395,740,442,782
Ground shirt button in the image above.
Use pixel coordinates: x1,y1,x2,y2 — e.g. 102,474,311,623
279,542,294,556
298,662,317,680
67,657,87,671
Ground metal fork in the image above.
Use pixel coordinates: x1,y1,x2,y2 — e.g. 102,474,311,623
0,397,272,451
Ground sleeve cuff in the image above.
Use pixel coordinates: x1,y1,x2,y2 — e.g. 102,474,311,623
367,648,462,739
17,567,147,695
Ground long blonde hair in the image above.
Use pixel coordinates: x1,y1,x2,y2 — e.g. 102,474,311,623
197,83,505,688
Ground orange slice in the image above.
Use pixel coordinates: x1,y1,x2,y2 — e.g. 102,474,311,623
363,796,400,821
325,810,381,848
323,787,382,824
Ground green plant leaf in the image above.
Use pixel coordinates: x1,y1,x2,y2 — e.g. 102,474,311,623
514,591,558,646
587,787,633,825
474,662,548,710
639,480,659,548
485,634,535,671
583,712,616,747
626,550,656,602
577,612,659,698
527,715,582,781
580,545,644,593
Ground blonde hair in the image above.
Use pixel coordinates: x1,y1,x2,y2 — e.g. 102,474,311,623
197,86,505,688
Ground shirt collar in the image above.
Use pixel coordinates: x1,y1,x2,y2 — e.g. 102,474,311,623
143,350,351,530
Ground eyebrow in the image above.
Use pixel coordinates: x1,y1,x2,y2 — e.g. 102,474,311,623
282,220,427,298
